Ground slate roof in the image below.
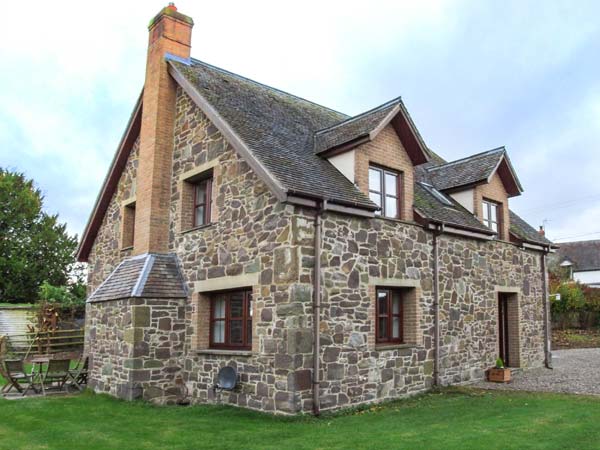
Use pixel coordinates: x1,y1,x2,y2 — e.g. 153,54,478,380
426,147,508,191
171,59,378,210
554,240,600,271
509,211,553,246
314,99,401,154
78,55,551,260
88,254,188,302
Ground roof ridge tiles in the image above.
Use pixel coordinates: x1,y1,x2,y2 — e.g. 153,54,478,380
558,239,600,245
314,97,402,135
427,146,506,171
189,57,349,119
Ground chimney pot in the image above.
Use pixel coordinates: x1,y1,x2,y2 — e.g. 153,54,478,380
167,2,177,11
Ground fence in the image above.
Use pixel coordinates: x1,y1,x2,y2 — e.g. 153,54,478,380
0,306,35,336
2,329,84,359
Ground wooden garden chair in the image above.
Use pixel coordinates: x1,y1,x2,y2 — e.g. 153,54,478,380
67,356,89,391
2,359,34,395
41,359,71,395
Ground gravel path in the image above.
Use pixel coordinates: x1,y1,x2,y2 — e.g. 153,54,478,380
474,348,600,395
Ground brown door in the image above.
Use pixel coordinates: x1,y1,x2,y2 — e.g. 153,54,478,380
498,294,510,367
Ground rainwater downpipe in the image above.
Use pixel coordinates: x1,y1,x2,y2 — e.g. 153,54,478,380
312,202,323,416
541,249,553,369
432,223,443,387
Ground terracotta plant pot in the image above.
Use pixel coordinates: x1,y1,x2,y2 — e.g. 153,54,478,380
488,368,511,383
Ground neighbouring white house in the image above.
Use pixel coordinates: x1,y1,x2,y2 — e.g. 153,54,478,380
554,240,600,288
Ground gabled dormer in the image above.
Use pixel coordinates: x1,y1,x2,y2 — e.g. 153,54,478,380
425,147,523,240
314,98,430,222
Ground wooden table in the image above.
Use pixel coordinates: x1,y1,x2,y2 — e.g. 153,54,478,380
30,357,49,395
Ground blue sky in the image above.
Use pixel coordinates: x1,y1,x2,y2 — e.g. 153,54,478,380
1,0,599,243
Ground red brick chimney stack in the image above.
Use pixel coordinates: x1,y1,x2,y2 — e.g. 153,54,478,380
134,4,194,255
538,226,545,237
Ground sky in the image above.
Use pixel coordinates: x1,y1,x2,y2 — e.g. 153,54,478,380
1,0,599,243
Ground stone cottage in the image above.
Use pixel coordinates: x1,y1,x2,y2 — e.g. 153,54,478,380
78,4,555,414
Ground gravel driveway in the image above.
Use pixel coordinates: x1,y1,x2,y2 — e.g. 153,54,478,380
474,348,600,395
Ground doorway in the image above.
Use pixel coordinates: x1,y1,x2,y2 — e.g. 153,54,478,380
497,292,520,367
498,293,510,366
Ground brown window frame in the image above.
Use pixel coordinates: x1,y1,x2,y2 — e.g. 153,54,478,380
482,198,501,236
368,165,402,219
209,290,252,350
192,177,212,227
375,287,404,344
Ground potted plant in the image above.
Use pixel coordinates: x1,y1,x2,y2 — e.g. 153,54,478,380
487,357,511,383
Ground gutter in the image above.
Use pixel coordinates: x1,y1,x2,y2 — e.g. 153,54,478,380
416,212,494,241
432,224,443,386
312,201,324,416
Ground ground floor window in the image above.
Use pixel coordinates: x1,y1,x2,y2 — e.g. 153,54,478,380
376,287,404,344
210,290,252,349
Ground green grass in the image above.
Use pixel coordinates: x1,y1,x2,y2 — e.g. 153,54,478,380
0,388,599,449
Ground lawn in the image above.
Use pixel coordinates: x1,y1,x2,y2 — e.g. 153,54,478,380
0,388,599,449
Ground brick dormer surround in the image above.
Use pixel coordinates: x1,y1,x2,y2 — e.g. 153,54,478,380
473,173,510,240
354,125,414,221
133,4,194,255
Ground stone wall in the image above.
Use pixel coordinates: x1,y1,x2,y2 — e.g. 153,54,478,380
84,87,546,415
87,137,139,294
86,296,186,403
167,88,317,413
301,210,545,412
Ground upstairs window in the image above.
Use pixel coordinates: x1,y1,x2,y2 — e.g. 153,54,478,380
482,199,500,233
121,202,136,249
376,288,404,344
369,166,401,219
210,290,252,350
193,177,212,227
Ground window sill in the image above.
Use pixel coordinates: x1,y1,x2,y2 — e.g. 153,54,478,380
196,349,254,357
375,343,418,351
180,223,215,235
120,246,133,252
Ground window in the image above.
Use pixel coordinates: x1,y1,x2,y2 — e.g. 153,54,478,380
369,166,400,219
121,202,136,249
193,177,212,227
210,290,252,349
376,288,403,344
482,199,500,233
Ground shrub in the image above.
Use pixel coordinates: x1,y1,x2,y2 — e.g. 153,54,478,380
551,280,600,329
38,281,85,308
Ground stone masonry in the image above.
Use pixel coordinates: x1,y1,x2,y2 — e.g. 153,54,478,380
85,86,546,413
86,296,186,403
82,3,547,416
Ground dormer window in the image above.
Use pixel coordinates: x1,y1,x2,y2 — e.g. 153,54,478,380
369,166,400,219
482,199,499,233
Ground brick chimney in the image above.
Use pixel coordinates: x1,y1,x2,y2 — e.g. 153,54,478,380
538,226,545,237
133,4,194,255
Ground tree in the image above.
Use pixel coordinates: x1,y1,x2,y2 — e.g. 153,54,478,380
0,168,79,303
